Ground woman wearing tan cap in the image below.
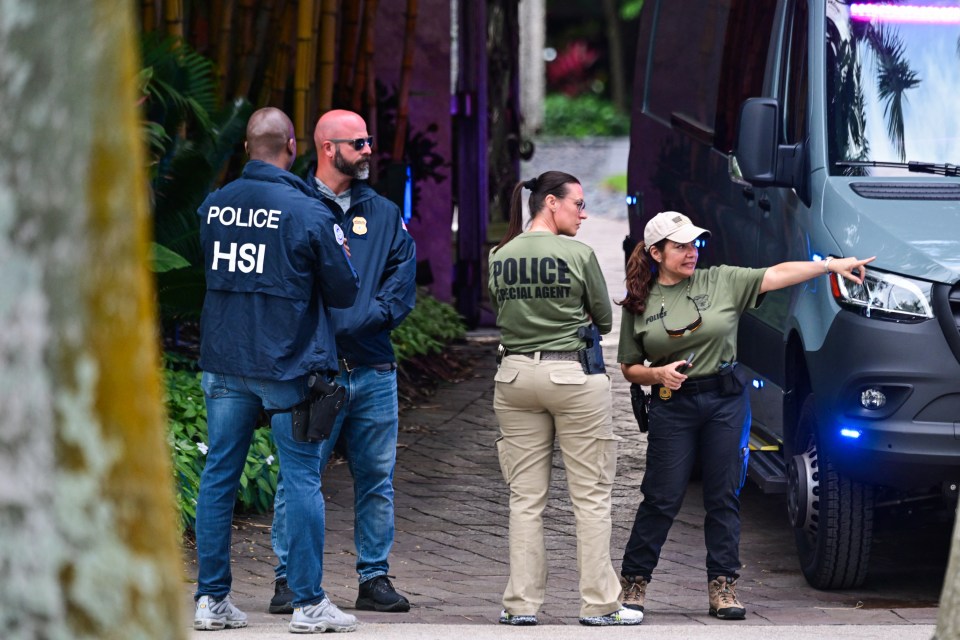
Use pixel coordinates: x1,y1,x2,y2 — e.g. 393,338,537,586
616,211,873,621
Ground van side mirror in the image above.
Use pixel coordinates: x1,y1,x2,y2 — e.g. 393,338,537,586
733,98,809,203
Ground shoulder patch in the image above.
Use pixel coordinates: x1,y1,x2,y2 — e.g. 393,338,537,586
333,223,345,245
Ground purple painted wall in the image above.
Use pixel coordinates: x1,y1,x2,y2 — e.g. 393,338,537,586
375,1,454,303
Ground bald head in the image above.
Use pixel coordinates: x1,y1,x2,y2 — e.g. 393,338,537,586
246,108,296,169
312,109,372,192
313,109,368,148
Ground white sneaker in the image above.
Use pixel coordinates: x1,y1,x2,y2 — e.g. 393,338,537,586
579,606,644,626
194,594,248,630
289,597,358,633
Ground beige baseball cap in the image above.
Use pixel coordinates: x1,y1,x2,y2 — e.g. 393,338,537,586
643,211,711,251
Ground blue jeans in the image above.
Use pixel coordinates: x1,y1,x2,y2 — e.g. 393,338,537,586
621,387,751,581
194,371,328,607
273,365,399,583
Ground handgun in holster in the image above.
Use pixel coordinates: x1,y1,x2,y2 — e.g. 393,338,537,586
290,372,346,443
630,384,650,432
576,323,606,374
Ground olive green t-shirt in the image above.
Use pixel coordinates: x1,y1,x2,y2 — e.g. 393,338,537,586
489,231,612,352
618,265,766,377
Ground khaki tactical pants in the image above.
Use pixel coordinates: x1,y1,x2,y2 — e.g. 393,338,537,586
493,354,622,618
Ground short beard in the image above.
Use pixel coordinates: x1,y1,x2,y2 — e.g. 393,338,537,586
334,147,371,180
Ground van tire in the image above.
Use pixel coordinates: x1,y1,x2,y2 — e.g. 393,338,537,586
790,396,874,589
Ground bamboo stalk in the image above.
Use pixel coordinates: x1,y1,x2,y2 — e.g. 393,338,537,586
164,0,183,37
237,0,280,100
317,0,337,114
216,0,236,102
367,50,379,179
265,2,295,107
337,0,362,106
295,0,318,148
142,0,156,31
241,0,287,104
308,0,322,128
352,0,378,111
392,0,418,161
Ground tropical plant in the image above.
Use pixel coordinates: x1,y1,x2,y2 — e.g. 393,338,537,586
865,25,920,161
542,93,629,137
164,357,279,532
391,290,467,362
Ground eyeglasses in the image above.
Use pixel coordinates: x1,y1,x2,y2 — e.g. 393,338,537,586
569,198,585,213
326,136,374,151
660,295,703,338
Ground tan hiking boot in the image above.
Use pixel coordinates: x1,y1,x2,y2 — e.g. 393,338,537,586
619,575,648,612
708,576,746,619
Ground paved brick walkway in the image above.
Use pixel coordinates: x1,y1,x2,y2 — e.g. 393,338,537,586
182,143,949,633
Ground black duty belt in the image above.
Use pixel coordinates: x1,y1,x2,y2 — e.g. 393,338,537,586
511,350,582,362
339,358,396,373
653,374,722,396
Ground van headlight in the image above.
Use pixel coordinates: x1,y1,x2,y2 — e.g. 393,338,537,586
830,269,934,322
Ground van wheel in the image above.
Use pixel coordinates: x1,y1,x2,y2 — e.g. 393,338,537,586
786,396,874,589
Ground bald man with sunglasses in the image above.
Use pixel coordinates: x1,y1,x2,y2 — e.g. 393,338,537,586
270,110,417,616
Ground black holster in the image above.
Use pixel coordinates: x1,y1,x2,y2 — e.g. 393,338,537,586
576,323,606,374
718,361,748,396
630,383,650,432
290,373,346,443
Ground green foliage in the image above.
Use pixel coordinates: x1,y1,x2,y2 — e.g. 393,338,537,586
391,290,466,362
164,363,278,532
152,242,190,273
542,93,630,137
140,33,217,167
620,0,645,20
603,173,628,193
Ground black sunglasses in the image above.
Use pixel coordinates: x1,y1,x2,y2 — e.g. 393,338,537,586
327,136,374,151
660,296,703,338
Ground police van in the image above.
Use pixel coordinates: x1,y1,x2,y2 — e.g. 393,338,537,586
625,0,960,588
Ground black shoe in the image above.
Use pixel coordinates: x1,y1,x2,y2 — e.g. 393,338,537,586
269,577,294,614
356,575,411,612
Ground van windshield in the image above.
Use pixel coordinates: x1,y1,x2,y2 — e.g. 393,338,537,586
826,0,960,177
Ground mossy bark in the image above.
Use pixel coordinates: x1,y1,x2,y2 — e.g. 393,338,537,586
0,1,184,638
937,505,960,639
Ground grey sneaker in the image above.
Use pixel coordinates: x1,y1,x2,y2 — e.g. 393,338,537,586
619,575,648,612
708,576,746,620
499,609,538,625
194,595,248,630
579,606,644,626
289,597,358,633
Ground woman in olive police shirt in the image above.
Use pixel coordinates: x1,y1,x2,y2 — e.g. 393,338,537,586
488,171,642,628
616,211,873,620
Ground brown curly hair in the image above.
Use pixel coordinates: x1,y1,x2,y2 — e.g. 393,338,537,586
617,239,666,315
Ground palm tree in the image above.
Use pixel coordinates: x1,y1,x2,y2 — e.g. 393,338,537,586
865,25,921,161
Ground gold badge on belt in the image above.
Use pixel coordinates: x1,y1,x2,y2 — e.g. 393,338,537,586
659,387,672,400
352,216,368,235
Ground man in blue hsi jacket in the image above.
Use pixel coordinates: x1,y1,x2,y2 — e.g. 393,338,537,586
192,107,361,634
271,109,417,614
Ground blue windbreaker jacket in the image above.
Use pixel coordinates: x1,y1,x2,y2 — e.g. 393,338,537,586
305,169,417,365
198,160,359,380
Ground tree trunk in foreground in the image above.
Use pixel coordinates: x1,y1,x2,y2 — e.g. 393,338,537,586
0,1,184,638
937,505,960,639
